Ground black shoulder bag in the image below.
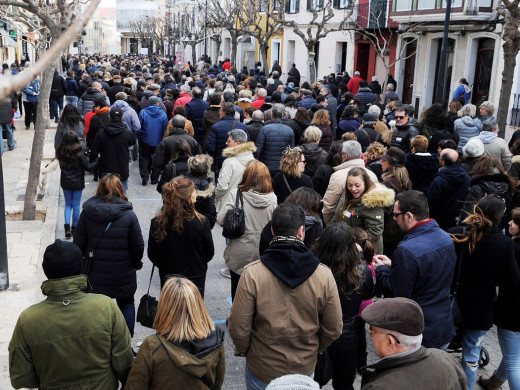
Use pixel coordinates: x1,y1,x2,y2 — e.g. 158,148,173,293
222,189,245,239
451,227,466,328
137,264,158,329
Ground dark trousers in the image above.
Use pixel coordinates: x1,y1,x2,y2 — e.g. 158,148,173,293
328,325,359,390
230,270,241,302
131,132,138,161
357,319,368,370
116,295,135,337
17,94,22,115
23,101,38,128
49,97,64,121
138,140,156,181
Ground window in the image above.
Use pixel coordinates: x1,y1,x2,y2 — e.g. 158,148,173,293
441,0,462,7
417,0,435,9
285,0,300,13
369,0,387,27
395,0,412,11
259,0,267,12
307,0,323,11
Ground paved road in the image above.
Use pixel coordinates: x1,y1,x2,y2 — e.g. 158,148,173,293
56,161,507,390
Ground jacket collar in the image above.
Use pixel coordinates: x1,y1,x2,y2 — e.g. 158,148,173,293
367,346,428,371
41,275,92,299
334,158,365,172
222,141,257,157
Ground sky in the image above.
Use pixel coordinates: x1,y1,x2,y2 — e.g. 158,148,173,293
99,0,116,7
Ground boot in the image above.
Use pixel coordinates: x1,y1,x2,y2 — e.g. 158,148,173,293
479,374,505,390
64,224,71,238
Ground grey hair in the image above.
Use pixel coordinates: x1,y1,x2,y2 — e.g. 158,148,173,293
214,81,224,92
342,140,362,158
115,92,128,101
480,101,495,115
257,88,267,98
188,154,213,176
272,104,285,119
368,104,381,117
223,90,235,103
171,114,186,128
321,85,331,95
387,83,395,90
482,119,498,132
239,89,252,98
458,104,477,118
228,129,248,143
180,84,191,93
252,110,264,121
380,328,423,349
303,126,322,142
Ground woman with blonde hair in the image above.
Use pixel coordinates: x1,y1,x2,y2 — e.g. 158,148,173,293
74,173,144,336
272,147,314,204
148,176,214,294
125,277,225,389
217,161,277,300
332,167,394,254
311,109,333,151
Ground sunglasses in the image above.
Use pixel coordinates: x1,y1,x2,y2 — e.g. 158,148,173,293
395,116,406,119
392,211,406,218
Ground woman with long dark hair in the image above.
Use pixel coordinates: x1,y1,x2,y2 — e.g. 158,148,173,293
312,223,375,390
148,176,214,295
125,277,225,389
74,174,144,336
450,196,520,390
54,104,86,150
56,131,97,238
156,139,193,193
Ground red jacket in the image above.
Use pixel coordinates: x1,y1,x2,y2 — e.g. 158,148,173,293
251,97,265,109
174,93,192,108
223,61,231,71
347,76,363,95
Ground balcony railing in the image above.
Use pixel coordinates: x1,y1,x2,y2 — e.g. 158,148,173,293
356,0,398,29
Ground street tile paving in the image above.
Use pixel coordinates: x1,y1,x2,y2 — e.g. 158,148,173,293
56,159,508,390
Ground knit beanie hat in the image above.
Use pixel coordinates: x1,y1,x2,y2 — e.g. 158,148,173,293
266,374,320,390
42,240,83,279
462,137,485,158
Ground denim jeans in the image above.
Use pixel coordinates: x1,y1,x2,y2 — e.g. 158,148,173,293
116,295,135,337
461,328,488,390
122,180,128,192
63,189,82,226
0,123,16,150
245,366,314,390
65,96,78,106
50,97,63,121
496,327,520,390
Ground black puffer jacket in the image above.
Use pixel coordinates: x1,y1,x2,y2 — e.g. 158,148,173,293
59,153,98,190
0,93,16,124
255,120,295,172
300,143,327,177
186,173,217,229
405,153,439,194
391,122,419,153
156,156,190,193
74,195,144,300
50,73,66,98
77,87,107,117
312,164,334,197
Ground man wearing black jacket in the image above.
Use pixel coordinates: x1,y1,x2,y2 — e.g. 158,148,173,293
90,106,134,191
50,70,66,123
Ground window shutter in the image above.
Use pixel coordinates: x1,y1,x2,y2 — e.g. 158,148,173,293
307,0,311,10
295,0,300,12
286,0,291,12
333,0,339,8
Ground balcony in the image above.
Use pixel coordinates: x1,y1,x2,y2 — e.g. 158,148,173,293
356,0,398,29
390,0,495,23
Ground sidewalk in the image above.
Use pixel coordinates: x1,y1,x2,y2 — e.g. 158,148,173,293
0,118,60,389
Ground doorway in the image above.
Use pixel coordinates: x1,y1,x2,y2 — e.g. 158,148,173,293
356,43,370,79
402,38,417,104
472,38,494,104
432,38,455,104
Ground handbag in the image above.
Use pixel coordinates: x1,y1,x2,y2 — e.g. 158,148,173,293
137,265,158,329
222,189,245,239
451,227,466,328
313,349,334,388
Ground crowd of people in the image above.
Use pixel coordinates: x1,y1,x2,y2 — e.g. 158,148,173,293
6,53,520,390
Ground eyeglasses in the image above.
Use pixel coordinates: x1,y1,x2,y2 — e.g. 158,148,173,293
394,116,405,120
392,210,406,218
368,328,401,344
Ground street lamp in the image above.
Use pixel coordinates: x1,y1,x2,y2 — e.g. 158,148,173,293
434,0,453,105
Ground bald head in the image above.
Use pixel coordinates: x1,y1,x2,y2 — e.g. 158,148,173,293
440,148,459,167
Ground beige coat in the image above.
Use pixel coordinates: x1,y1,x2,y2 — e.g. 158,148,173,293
215,142,257,212
216,189,277,274
323,158,380,223
229,260,342,383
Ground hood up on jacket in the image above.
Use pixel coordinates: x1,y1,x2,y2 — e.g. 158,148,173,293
104,120,129,136
186,174,215,199
112,99,132,113
242,190,275,208
261,239,320,288
458,116,482,130
162,328,224,377
479,131,498,144
82,195,133,223
145,104,166,118
361,184,395,209
222,141,256,158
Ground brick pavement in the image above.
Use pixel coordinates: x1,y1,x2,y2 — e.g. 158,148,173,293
0,118,510,389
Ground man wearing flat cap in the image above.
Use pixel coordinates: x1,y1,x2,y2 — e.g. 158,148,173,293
361,298,466,390
9,240,133,389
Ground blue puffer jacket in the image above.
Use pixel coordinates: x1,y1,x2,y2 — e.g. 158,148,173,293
354,87,377,115
138,105,168,147
65,77,79,97
297,96,316,110
255,120,295,172
376,220,456,348
206,116,248,169
454,116,482,152
185,97,209,141
452,84,472,105
22,79,40,102
337,118,361,138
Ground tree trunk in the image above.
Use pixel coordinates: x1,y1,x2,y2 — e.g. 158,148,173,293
497,7,520,138
23,59,57,220
214,38,221,64
230,34,237,69
307,50,316,84
191,43,197,67
260,43,269,76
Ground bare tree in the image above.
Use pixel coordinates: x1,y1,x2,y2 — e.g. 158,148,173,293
129,18,155,54
237,0,287,75
283,0,354,83
497,1,520,138
0,0,87,220
352,1,421,91
204,0,242,67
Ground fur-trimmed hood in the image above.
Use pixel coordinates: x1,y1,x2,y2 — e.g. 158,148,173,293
186,174,215,199
222,141,257,158
512,155,520,164
361,184,395,208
